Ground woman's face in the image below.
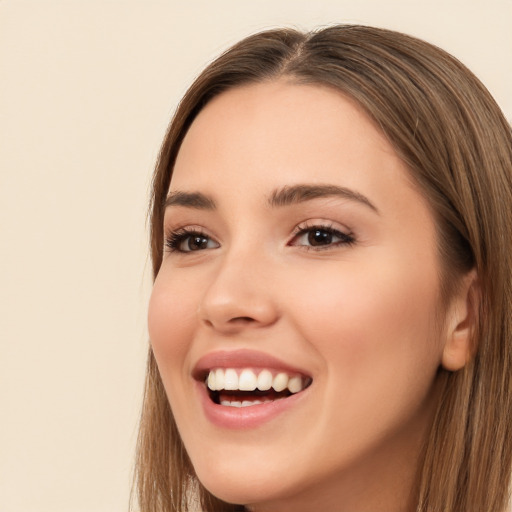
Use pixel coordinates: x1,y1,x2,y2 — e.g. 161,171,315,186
149,81,449,511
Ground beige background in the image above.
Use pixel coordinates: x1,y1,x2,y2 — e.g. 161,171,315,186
1,1,510,511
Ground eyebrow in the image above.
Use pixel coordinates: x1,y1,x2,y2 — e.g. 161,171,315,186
164,184,378,213
164,191,216,210
268,184,379,213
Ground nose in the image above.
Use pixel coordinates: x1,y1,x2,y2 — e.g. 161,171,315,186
198,252,279,334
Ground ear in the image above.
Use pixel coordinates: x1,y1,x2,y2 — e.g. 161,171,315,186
441,269,480,372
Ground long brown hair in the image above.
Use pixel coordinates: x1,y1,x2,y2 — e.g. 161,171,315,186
133,25,512,512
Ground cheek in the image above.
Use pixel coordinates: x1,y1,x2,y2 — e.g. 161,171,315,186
148,271,197,369
281,257,444,453
284,255,442,380
148,270,204,429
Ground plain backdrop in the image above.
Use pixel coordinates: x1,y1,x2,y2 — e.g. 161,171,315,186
1,1,511,511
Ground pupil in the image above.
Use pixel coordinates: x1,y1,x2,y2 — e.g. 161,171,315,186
308,229,332,246
189,235,208,250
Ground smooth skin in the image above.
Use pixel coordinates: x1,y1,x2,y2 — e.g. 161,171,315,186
149,81,475,512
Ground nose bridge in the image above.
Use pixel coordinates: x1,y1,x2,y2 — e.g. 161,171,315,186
199,238,278,331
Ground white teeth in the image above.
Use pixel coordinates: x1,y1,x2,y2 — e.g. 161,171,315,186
272,372,289,392
214,368,224,391
220,399,263,408
224,369,238,390
206,368,309,394
257,369,273,391
207,371,216,391
239,369,257,391
288,376,302,394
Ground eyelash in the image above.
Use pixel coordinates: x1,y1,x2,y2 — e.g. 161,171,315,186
164,223,356,254
289,222,356,251
165,227,216,253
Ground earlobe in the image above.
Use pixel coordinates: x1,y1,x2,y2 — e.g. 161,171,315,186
441,269,480,372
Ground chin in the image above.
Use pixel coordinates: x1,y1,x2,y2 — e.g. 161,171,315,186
198,474,273,507
193,456,298,507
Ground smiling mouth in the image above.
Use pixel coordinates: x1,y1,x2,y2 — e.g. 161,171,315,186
205,368,312,408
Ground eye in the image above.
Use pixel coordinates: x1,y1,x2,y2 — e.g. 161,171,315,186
290,224,355,250
165,228,220,253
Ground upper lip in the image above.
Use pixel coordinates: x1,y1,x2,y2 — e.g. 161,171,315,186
192,348,311,380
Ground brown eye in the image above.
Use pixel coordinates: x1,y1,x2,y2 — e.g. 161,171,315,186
165,229,220,253
308,229,333,246
185,235,210,251
291,225,355,250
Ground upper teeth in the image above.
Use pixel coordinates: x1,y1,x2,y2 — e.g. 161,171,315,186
206,368,307,394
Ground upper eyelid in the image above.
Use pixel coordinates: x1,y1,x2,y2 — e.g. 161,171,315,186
163,225,216,244
292,218,352,235
164,223,218,238
291,224,354,240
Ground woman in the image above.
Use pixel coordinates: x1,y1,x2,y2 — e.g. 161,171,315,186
134,25,512,512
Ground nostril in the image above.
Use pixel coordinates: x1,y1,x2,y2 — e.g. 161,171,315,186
229,316,256,324
202,317,254,329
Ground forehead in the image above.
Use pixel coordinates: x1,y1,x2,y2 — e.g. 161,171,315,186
171,81,417,211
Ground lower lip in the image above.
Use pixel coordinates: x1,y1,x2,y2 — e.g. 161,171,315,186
195,380,309,429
